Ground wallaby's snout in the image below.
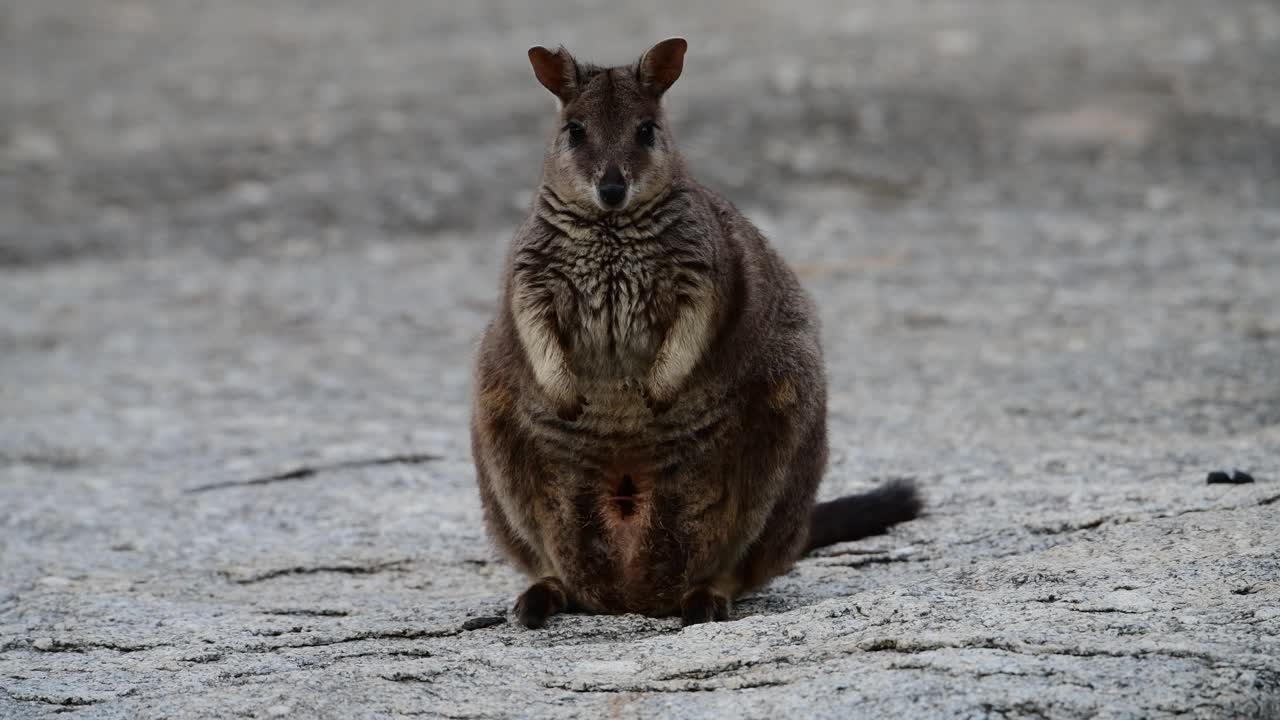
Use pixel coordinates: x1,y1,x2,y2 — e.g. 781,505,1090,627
598,165,627,209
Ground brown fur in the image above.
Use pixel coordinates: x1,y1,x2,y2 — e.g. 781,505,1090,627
471,38,921,628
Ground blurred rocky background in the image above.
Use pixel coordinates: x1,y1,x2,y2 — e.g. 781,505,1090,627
2,1,1278,717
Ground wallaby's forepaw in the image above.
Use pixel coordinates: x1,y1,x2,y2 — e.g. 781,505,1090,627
680,587,730,626
642,384,674,416
514,577,569,629
623,377,671,416
553,394,587,422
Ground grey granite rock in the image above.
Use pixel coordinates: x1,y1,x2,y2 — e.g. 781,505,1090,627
2,1,1277,717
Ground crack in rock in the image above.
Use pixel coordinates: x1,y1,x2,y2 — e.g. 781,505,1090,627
539,656,801,695
333,647,434,661
812,551,923,568
1063,606,1153,614
28,638,164,653
250,626,306,637
379,672,445,700
258,608,351,617
254,626,460,650
223,559,411,585
186,453,441,493
1030,516,1111,535
981,700,1054,719
548,677,790,693
887,660,1099,691
1,685,136,707
1027,492,1280,537
655,657,791,681
853,636,1266,671
8,692,101,707
382,671,442,683
0,450,86,471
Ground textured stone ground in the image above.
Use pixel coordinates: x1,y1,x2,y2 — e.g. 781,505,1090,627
2,1,1278,717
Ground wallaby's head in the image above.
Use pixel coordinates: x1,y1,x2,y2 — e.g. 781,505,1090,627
527,38,687,214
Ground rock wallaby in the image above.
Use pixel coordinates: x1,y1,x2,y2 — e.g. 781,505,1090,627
471,38,921,628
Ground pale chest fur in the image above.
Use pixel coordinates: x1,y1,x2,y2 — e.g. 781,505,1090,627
519,228,681,380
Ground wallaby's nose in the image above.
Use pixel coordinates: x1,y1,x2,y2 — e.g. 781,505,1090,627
598,165,627,209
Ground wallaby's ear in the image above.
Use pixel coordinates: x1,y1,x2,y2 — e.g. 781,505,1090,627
528,45,578,102
638,37,687,97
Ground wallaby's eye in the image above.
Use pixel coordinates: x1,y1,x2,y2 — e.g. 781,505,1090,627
565,121,586,147
636,120,657,147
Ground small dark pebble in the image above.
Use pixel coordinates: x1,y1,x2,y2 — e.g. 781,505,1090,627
461,615,506,631
1206,470,1255,485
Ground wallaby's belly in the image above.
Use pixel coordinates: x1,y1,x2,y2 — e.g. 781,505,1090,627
521,380,734,615
588,464,663,609
560,464,688,616
527,425,709,616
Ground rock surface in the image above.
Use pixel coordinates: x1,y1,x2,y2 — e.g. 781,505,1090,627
2,1,1278,717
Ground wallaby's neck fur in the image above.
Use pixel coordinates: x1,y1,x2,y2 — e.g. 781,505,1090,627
535,180,687,243
470,38,921,629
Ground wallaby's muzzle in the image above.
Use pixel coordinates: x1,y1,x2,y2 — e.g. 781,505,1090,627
598,164,627,209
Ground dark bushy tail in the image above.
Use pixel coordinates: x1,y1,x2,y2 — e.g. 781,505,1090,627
806,479,922,552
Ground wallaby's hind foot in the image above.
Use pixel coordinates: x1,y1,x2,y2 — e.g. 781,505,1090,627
680,586,730,626
514,577,569,629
